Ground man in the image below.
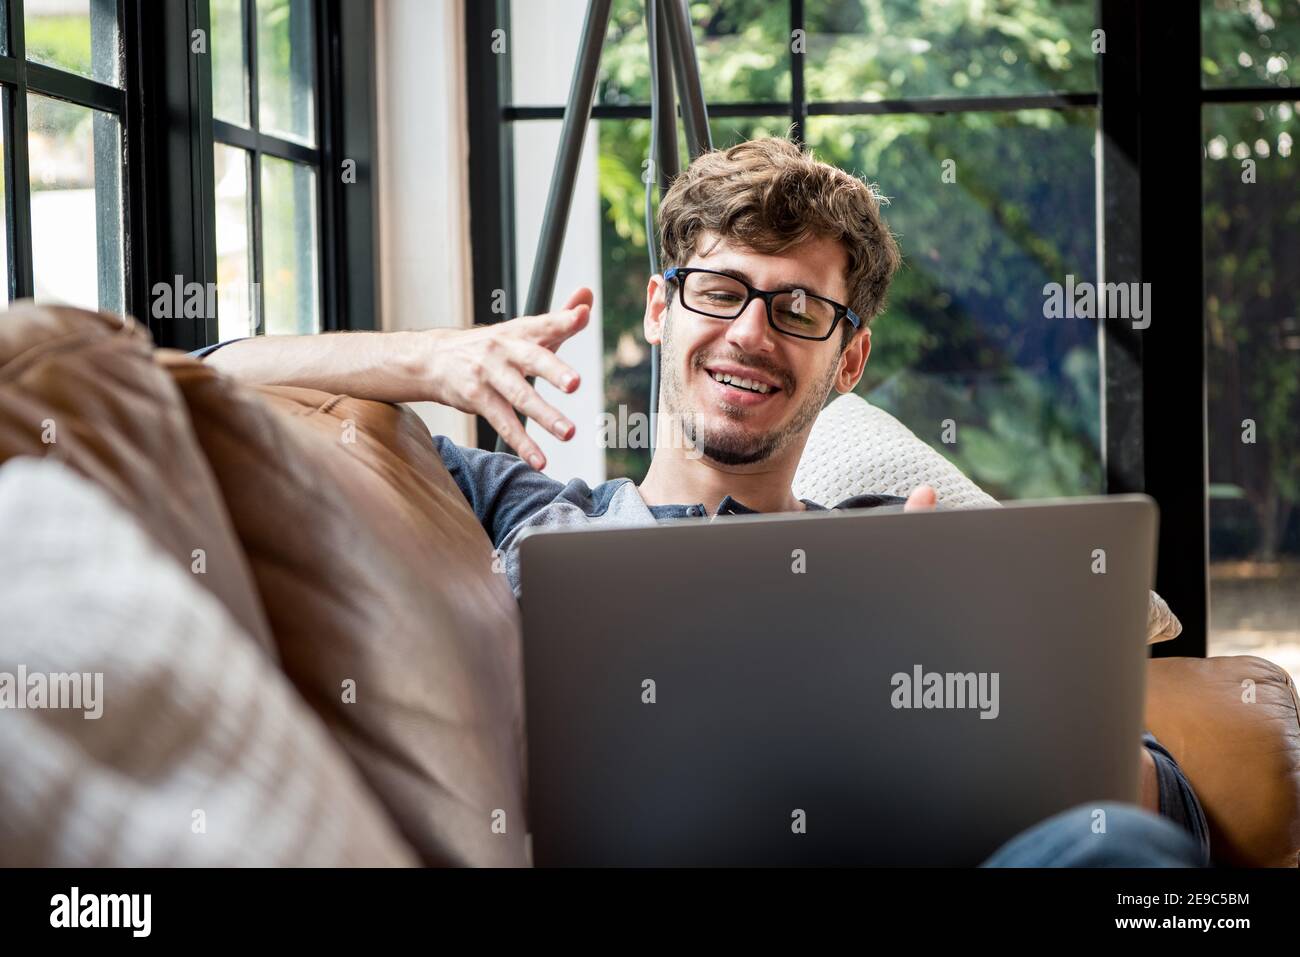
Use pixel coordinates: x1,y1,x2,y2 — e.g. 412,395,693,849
198,137,1208,867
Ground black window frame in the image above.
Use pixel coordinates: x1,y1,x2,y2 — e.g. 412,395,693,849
1,0,378,348
1,0,131,311
466,0,1300,659
122,0,375,352
210,0,322,338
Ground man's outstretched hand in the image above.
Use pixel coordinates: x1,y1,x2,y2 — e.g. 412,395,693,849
203,285,593,471
428,287,593,470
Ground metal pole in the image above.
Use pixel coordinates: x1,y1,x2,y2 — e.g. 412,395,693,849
661,0,711,159
652,0,679,196
522,0,615,318
498,0,614,452
646,0,679,445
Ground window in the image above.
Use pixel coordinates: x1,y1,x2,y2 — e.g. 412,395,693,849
1202,1,1300,681
209,0,322,341
0,0,376,352
474,0,1102,496
469,1,1300,664
2,0,126,314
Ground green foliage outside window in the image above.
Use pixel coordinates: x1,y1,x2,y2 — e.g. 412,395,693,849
586,0,1297,565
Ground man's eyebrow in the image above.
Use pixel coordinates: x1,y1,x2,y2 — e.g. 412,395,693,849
710,266,828,299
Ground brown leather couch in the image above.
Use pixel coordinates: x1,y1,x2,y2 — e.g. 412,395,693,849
1,303,1297,867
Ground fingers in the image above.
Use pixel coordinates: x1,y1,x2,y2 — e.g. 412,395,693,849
903,485,937,512
507,339,580,394
561,286,595,311
538,303,590,350
480,393,548,471
488,365,575,443
514,303,590,349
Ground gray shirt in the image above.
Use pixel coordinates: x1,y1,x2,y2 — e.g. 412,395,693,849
431,435,907,598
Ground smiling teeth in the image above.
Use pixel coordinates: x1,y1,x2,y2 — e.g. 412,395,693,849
710,370,772,394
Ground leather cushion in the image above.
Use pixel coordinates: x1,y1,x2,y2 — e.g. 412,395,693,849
0,303,275,656
1146,656,1300,867
159,351,527,866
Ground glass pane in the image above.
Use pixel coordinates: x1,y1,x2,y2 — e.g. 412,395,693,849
1204,100,1300,686
511,0,790,107
260,156,319,335
212,0,250,126
28,93,124,314
1202,0,1300,90
25,0,120,86
708,114,792,149
805,0,1097,101
511,0,591,106
686,0,790,105
214,144,256,340
807,110,1101,499
256,0,315,145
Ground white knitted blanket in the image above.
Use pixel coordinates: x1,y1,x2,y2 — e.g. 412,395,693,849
0,456,414,866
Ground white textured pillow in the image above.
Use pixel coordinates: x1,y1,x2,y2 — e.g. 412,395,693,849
795,393,1182,644
794,393,999,510
0,456,416,866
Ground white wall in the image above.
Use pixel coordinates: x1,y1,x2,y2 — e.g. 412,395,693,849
375,0,475,445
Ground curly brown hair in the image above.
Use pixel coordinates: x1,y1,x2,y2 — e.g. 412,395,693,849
658,137,901,342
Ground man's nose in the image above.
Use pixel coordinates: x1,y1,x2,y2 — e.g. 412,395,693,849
725,297,775,354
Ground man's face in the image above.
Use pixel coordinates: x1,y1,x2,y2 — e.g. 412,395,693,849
645,232,871,468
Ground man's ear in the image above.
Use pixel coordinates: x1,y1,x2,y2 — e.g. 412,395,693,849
834,324,872,394
643,274,668,345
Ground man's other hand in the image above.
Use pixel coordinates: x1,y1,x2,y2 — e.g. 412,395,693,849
903,485,937,511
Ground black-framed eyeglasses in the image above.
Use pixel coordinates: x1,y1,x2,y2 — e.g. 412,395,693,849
664,267,862,342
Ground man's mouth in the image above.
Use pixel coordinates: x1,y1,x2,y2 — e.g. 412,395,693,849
701,363,786,404
707,370,775,394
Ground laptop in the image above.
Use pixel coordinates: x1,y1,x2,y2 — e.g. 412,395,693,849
519,495,1157,866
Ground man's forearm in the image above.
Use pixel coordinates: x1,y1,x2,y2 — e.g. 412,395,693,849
196,291,593,470
203,330,436,404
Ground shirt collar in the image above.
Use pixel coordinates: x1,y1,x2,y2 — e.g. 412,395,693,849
647,494,826,520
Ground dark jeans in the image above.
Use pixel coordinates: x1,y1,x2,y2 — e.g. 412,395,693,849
981,802,1207,867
